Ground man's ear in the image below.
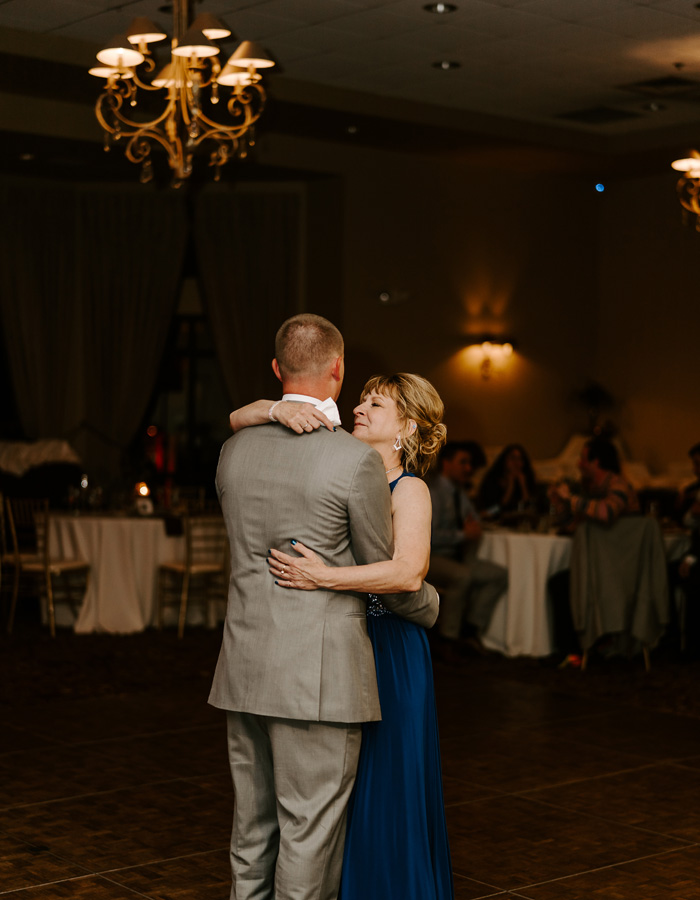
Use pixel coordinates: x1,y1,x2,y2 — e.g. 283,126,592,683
331,356,343,382
272,359,283,383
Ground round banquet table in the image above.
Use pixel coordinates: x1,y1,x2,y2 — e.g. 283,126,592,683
49,515,186,633
478,530,572,658
477,527,691,658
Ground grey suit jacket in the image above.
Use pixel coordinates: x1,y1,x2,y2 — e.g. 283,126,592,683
208,423,439,723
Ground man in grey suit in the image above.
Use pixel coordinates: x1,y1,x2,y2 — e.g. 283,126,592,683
209,314,439,900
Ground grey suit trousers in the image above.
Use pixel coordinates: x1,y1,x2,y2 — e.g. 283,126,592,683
226,712,362,900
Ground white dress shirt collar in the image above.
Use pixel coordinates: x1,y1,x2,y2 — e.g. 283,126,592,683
282,393,341,426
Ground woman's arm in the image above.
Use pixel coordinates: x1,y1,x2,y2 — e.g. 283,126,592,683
268,478,432,593
230,400,335,433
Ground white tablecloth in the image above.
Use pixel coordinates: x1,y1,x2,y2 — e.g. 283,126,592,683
478,527,690,658
478,530,572,658
50,515,185,634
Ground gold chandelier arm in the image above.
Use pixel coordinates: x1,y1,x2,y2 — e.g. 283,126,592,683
96,89,177,136
190,129,237,151
194,93,263,135
179,81,194,127
131,56,164,91
125,129,178,166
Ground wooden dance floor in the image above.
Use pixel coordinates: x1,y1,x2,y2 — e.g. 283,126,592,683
2,621,700,899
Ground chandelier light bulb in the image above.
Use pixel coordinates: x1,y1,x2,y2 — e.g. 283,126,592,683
126,17,167,44
672,156,700,176
96,34,145,68
191,12,232,40
172,26,220,57
230,40,276,68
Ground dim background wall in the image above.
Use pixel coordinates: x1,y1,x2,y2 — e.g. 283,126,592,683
597,170,700,472
262,132,600,462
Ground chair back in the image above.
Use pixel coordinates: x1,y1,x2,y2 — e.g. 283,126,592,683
174,487,207,515
184,515,227,568
570,516,669,652
7,498,49,559
0,493,8,556
32,505,51,566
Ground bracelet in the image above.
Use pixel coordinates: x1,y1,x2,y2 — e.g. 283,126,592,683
268,400,283,422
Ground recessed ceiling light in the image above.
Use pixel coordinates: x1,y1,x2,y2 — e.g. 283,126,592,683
19,152,35,161
347,125,358,135
432,60,460,70
424,3,457,13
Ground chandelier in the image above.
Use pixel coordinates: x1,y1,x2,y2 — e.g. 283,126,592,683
671,152,700,230
89,0,275,186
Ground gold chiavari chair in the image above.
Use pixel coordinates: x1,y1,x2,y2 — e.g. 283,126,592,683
6,498,90,637
157,514,228,638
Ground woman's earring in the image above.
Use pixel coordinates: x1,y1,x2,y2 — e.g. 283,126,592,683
393,436,403,452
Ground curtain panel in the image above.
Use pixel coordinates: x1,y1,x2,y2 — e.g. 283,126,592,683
194,187,302,407
0,179,187,480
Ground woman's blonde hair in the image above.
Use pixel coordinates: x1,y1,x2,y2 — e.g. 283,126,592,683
361,373,447,477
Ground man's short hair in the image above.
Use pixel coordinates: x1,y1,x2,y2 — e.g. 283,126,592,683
585,436,620,474
275,314,344,380
439,440,486,471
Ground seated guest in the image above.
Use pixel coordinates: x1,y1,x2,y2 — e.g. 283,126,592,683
547,436,640,666
476,443,537,518
427,442,508,662
676,442,700,524
548,436,639,527
669,489,700,656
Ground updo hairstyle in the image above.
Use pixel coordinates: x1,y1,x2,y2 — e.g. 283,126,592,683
361,373,447,477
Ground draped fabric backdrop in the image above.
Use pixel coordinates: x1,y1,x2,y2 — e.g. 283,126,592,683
0,179,302,483
0,179,187,480
0,182,83,443
76,188,187,478
194,187,302,407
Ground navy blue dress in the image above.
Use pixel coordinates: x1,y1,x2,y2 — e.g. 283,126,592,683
339,473,454,900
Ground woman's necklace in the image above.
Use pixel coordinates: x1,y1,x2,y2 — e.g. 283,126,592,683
385,464,402,475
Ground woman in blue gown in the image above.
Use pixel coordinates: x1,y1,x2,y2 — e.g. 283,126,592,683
262,373,454,900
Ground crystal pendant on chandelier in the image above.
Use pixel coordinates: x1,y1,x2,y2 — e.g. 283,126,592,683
89,0,275,186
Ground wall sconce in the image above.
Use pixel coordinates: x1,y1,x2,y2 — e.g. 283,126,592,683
466,335,515,380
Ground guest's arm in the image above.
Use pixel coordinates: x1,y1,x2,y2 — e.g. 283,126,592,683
229,399,334,433
269,476,431,593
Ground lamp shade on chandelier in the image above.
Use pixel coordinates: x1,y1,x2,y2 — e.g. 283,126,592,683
671,152,700,230
89,0,275,186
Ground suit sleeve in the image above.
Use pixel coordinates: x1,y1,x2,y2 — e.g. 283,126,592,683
347,449,440,629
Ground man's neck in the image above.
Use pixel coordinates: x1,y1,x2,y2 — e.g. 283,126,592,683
282,380,335,402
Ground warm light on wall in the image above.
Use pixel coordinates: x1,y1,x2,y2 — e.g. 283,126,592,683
464,336,515,380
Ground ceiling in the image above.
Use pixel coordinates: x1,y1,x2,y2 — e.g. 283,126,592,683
3,0,700,175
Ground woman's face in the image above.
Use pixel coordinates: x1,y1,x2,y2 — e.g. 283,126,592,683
505,448,524,473
352,390,403,449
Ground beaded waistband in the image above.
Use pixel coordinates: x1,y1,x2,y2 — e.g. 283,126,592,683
367,594,392,617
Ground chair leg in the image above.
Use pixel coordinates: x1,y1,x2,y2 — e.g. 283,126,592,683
679,591,687,653
45,571,56,639
177,572,190,639
580,650,588,671
156,569,166,630
642,646,651,673
6,566,20,635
